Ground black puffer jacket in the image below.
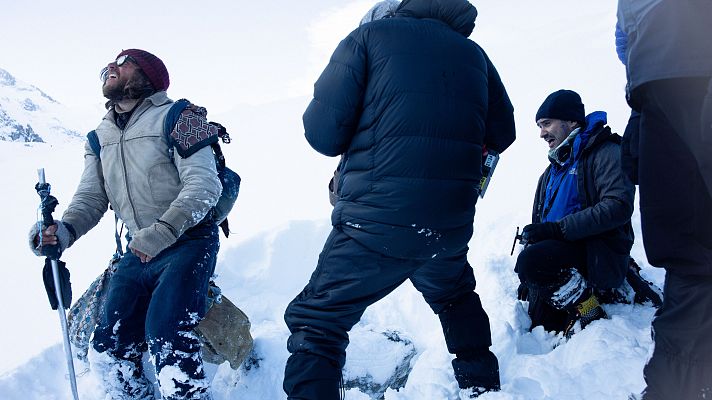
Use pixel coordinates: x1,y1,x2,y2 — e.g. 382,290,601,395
303,0,515,259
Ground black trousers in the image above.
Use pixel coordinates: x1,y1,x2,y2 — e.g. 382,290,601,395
515,239,587,331
515,239,587,287
283,227,497,398
633,77,712,399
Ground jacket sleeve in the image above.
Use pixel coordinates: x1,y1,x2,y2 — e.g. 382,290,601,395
61,142,110,242
559,141,635,241
615,22,628,65
159,140,222,238
478,45,516,154
303,31,367,157
156,105,223,238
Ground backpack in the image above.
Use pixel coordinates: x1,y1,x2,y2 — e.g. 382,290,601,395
87,99,240,237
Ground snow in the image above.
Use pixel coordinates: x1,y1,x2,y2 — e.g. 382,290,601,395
0,1,665,399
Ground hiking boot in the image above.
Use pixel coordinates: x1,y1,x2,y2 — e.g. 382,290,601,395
460,385,498,398
563,292,607,338
452,350,500,396
164,393,213,400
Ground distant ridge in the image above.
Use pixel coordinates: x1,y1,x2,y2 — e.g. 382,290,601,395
0,67,83,143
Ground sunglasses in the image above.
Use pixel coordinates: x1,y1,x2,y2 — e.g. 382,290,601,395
99,55,135,82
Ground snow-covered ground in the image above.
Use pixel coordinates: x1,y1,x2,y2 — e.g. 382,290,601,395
0,161,661,399
0,1,666,399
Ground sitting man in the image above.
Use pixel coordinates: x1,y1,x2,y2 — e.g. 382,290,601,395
515,89,635,338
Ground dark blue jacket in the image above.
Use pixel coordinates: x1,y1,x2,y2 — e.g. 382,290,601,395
533,113,635,288
617,0,712,93
541,113,605,223
303,0,515,259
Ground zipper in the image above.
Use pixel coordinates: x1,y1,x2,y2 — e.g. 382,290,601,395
119,126,139,230
118,101,152,230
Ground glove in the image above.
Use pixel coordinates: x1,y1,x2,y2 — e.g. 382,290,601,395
521,222,563,244
42,258,72,310
128,221,178,259
28,220,75,258
517,281,529,301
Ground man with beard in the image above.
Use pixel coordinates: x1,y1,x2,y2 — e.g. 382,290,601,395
29,49,222,399
515,89,635,338
283,0,516,398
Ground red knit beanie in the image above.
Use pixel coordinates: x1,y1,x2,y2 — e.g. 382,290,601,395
117,49,170,92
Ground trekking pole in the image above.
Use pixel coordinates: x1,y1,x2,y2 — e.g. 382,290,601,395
36,168,80,400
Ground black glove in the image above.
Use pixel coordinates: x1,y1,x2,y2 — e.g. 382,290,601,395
42,258,72,310
521,222,563,244
517,281,529,301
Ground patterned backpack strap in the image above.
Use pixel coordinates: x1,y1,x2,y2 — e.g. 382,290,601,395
163,99,191,141
164,98,219,158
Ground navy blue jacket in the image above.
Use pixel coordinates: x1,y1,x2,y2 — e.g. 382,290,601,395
303,0,515,259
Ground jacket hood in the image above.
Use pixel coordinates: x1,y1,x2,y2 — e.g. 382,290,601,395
396,0,478,37
582,111,611,149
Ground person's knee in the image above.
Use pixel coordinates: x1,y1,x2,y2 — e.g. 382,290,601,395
515,245,542,281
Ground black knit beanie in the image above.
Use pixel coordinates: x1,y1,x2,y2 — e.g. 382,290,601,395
535,89,585,125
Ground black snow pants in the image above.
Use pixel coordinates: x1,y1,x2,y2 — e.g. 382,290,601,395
283,227,499,399
633,77,712,399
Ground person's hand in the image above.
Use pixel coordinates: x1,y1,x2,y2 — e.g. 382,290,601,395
521,222,563,244
37,224,58,247
131,248,153,263
28,220,75,257
128,221,177,263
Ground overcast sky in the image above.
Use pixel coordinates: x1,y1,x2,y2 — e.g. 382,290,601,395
1,0,379,115
2,1,627,117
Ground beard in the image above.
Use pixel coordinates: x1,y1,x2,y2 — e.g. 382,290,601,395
103,71,154,101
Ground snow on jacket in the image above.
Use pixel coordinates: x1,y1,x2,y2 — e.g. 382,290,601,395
303,0,515,259
62,91,222,242
532,112,635,289
617,0,712,92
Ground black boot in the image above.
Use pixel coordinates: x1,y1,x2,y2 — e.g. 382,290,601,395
452,349,501,397
437,292,500,395
563,290,607,338
283,353,342,399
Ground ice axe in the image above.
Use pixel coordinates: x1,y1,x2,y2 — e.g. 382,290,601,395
510,226,523,256
35,168,79,400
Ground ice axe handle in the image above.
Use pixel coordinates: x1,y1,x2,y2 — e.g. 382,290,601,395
36,168,57,229
510,226,523,256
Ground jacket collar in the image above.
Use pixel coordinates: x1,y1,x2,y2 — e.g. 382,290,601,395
103,91,172,123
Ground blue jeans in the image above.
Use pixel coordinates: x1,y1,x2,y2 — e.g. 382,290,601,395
92,222,219,398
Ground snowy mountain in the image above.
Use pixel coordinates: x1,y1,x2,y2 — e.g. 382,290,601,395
0,67,83,143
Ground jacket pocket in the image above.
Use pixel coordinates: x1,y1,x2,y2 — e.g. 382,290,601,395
148,162,181,203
